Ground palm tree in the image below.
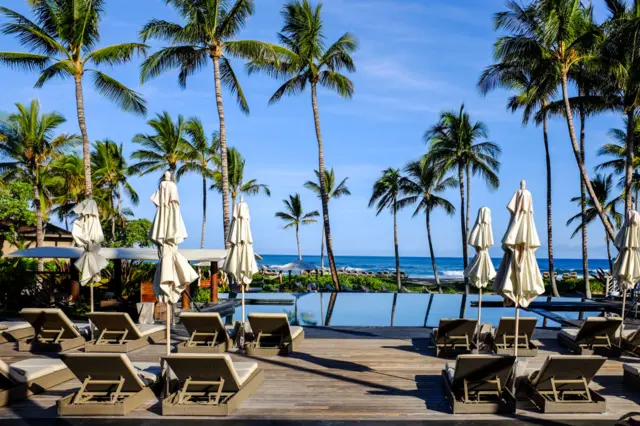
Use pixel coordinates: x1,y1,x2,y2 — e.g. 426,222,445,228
0,1,147,198
49,154,85,230
424,104,501,294
177,119,220,248
92,140,138,240
567,173,623,273
275,193,319,260
140,0,276,247
401,160,456,292
304,168,351,271
369,168,409,291
247,0,358,291
130,112,189,180
0,100,78,269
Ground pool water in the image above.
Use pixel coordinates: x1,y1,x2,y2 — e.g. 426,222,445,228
218,293,600,328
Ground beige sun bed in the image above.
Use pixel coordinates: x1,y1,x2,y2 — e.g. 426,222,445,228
86,312,166,353
431,318,478,357
57,353,160,416
524,355,606,413
162,354,264,416
623,363,640,390
18,308,87,352
246,313,304,356
557,317,622,356
0,321,33,343
621,326,640,356
0,357,74,407
177,312,233,353
488,317,538,357
441,354,516,414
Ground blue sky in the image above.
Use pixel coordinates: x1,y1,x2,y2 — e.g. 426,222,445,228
0,0,621,259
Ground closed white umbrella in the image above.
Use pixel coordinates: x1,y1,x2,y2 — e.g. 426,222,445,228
612,210,640,342
149,172,199,356
464,206,496,351
493,180,545,359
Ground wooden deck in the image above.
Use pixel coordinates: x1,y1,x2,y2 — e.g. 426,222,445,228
0,327,639,424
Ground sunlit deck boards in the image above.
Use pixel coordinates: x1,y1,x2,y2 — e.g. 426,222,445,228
0,327,638,424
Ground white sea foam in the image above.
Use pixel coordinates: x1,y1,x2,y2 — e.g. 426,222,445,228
441,270,465,278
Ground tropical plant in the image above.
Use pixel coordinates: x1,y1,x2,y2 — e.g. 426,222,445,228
177,119,220,248
130,112,189,180
369,168,409,291
424,104,501,294
304,168,350,271
275,193,319,260
0,0,147,197
140,0,276,247
48,154,85,230
247,0,358,291
401,160,456,291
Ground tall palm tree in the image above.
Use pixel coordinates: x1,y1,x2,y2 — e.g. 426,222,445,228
304,168,350,271
401,160,456,292
275,193,319,260
92,140,138,240
49,154,85,230
247,0,358,291
140,0,275,247
567,173,623,273
0,100,78,270
0,1,147,198
130,112,189,180
424,104,501,294
177,119,220,248
369,168,410,291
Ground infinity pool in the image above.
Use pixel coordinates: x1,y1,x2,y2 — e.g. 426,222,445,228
218,293,600,328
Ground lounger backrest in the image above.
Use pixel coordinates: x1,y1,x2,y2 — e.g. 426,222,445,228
531,355,605,391
165,354,242,392
88,312,143,340
494,317,537,344
248,313,291,339
180,312,227,342
451,355,515,392
626,326,640,346
575,317,622,343
62,353,145,392
435,319,477,344
20,308,81,339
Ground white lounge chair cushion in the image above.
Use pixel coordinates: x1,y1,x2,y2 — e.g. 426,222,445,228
131,362,161,386
623,363,640,377
290,326,303,340
0,321,31,332
137,324,165,337
559,328,579,340
9,358,67,383
444,363,455,383
233,361,258,385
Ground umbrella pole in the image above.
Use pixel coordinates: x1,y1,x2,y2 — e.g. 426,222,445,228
620,289,627,346
166,302,171,356
477,288,482,352
242,284,245,323
90,285,94,340
512,296,520,395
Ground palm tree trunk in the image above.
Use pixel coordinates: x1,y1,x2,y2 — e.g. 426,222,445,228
296,225,301,261
393,203,401,291
426,209,441,292
201,175,207,249
458,164,469,294
579,104,590,299
320,226,325,272
33,181,44,272
110,194,116,241
212,56,231,247
626,109,635,213
311,83,340,291
465,163,471,255
605,234,613,273
560,72,615,240
231,194,237,217
74,74,92,198
542,111,559,297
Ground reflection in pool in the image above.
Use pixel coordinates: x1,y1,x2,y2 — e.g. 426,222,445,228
218,293,599,328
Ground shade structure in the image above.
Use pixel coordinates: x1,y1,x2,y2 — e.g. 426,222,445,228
224,199,259,324
493,181,545,360
464,207,496,351
612,210,640,340
149,172,198,356
71,199,108,313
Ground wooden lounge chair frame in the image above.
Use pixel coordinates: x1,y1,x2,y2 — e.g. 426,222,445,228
18,308,85,352
85,312,165,353
431,319,477,357
622,327,640,356
557,317,622,356
176,312,233,353
524,355,606,413
245,313,304,356
623,364,640,390
490,317,538,357
441,355,516,414
0,360,74,407
162,355,265,416
0,322,33,344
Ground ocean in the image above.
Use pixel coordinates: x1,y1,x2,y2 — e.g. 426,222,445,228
257,254,611,279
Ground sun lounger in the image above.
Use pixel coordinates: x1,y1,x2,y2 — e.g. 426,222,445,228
176,312,232,353
0,356,74,407
162,354,264,416
570,272,578,279
18,308,87,352
623,363,640,390
524,355,606,413
488,317,538,357
557,317,622,356
441,354,516,414
0,321,33,343
246,313,304,356
432,318,478,357
562,273,570,280
85,312,166,353
57,353,160,416
621,326,640,356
